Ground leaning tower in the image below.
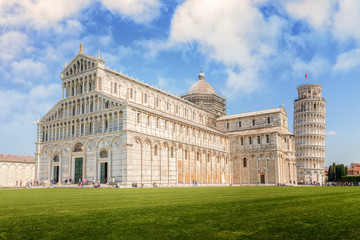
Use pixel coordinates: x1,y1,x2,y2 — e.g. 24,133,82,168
293,84,326,184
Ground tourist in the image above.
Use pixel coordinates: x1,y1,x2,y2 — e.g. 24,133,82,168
20,180,22,188
16,180,18,186
78,178,82,186
65,179,68,184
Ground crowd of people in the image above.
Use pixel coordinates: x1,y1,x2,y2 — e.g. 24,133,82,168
15,178,360,188
15,179,39,188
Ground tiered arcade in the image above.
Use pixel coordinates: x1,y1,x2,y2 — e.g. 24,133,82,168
293,84,326,184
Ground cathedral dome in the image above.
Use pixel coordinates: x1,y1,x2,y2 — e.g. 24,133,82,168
187,71,217,95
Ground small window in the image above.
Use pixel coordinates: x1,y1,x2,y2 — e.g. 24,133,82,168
167,102,169,111
267,117,270,124
184,109,187,117
252,119,255,126
147,116,150,126
243,158,247,167
171,147,174,158
144,93,147,104
53,155,59,162
137,113,140,124
114,82,117,93
100,150,108,158
226,122,229,129
185,149,188,160
197,152,200,161
154,145,158,156
257,136,260,144
105,101,109,109
241,138,244,146
249,137,252,145
284,137,287,143
130,88,133,99
156,98,159,107
266,135,270,143
176,105,178,114
238,121,241,128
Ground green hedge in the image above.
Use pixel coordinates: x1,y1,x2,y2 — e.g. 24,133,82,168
341,176,360,182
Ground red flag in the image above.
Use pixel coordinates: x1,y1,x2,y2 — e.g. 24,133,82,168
305,73,308,79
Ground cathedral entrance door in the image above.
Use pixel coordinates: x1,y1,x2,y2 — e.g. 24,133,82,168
74,158,83,184
100,162,108,184
260,174,265,184
53,166,59,184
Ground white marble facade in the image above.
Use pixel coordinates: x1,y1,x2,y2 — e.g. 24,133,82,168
294,84,326,184
0,155,35,187
35,47,230,186
35,46,318,186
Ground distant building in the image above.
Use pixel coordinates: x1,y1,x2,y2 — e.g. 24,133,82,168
348,163,360,175
0,154,35,187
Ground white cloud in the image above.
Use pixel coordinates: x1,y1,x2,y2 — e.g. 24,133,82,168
285,0,360,42
0,84,60,155
162,0,285,96
326,130,337,135
6,59,47,85
0,0,91,30
333,0,360,41
11,59,46,77
222,68,260,98
291,56,331,80
0,84,60,118
0,31,30,62
100,0,162,24
285,0,335,31
333,49,360,71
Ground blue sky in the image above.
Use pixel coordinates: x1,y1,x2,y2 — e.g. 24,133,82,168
0,0,359,167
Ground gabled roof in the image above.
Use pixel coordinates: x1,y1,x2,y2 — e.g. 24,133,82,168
40,91,125,123
217,108,286,121
61,51,104,76
0,154,35,164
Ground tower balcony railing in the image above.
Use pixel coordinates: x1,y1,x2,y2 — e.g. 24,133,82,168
294,97,326,102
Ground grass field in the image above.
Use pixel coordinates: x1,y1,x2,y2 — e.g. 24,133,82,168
1,187,360,240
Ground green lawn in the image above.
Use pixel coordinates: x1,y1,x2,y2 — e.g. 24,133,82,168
1,187,360,240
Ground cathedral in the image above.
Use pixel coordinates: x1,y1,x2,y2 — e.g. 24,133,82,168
34,45,324,186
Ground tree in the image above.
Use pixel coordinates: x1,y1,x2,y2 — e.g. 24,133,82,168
328,163,348,182
328,165,334,182
340,164,346,181
345,166,348,176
